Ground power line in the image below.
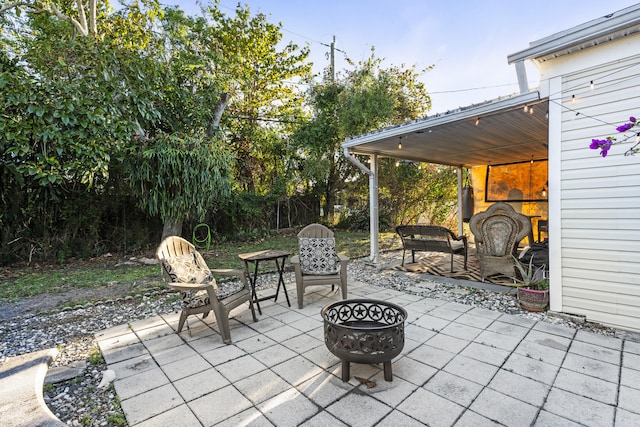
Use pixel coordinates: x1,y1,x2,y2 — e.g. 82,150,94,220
227,115,308,124
429,82,524,94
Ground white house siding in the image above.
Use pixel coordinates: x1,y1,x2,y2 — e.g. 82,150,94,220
550,46,640,332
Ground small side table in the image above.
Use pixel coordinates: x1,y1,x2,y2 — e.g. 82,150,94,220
238,249,291,315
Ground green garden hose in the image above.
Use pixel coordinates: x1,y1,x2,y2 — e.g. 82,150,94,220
192,223,211,251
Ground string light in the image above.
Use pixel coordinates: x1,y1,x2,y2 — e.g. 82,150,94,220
475,118,480,126
523,105,529,113
529,106,534,115
547,63,640,102
553,75,636,129
398,136,402,150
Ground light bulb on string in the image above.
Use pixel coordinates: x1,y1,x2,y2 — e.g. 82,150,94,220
571,95,576,104
475,118,480,126
398,137,402,150
590,80,595,90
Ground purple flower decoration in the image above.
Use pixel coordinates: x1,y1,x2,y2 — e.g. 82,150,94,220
590,113,638,158
590,139,612,158
616,122,634,133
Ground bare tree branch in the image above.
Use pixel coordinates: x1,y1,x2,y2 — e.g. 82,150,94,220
88,0,96,35
46,3,88,36
75,0,89,35
0,0,90,36
0,2,33,14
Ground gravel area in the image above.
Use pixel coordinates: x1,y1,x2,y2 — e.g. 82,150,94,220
0,252,623,426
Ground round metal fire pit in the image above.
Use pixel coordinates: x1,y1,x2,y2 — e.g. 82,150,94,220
322,299,407,382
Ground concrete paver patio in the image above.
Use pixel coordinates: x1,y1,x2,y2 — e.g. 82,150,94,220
96,278,640,426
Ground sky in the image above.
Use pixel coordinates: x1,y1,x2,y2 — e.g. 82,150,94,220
165,0,637,114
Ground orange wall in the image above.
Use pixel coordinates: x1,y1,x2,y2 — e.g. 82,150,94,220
470,165,548,241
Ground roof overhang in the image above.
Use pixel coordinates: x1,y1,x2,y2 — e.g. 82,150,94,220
508,4,640,64
342,91,548,168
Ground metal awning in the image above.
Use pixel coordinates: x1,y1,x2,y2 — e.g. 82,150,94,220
342,91,548,167
341,91,550,266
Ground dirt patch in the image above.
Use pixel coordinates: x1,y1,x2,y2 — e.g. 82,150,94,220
0,254,163,322
0,281,160,322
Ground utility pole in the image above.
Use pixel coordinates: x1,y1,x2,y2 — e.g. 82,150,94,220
330,35,335,81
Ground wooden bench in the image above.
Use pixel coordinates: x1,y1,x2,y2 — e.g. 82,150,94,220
395,225,468,272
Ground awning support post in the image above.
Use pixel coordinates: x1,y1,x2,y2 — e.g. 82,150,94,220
457,167,464,237
369,155,379,266
343,148,379,266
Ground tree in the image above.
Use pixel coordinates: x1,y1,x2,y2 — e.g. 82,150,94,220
0,0,170,259
377,160,458,227
0,1,162,189
0,0,100,36
294,50,433,221
3,1,309,241
123,3,312,238
0,1,238,251
203,2,312,193
120,6,234,238
124,131,233,239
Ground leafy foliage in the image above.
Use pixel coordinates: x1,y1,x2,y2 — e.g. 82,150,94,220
378,160,458,228
0,2,166,261
0,1,452,263
124,131,233,224
0,37,149,189
294,50,434,222
204,2,312,193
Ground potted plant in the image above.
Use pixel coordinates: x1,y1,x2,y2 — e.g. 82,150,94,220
513,256,549,312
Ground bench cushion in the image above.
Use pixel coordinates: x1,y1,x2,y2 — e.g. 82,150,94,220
450,240,465,252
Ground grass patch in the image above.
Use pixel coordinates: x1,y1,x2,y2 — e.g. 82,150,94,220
201,230,377,267
88,348,103,365
1,230,400,304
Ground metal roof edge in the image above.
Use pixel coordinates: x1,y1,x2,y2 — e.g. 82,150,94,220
507,4,640,64
342,91,542,148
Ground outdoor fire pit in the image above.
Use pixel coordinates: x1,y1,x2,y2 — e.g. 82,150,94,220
322,299,407,382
